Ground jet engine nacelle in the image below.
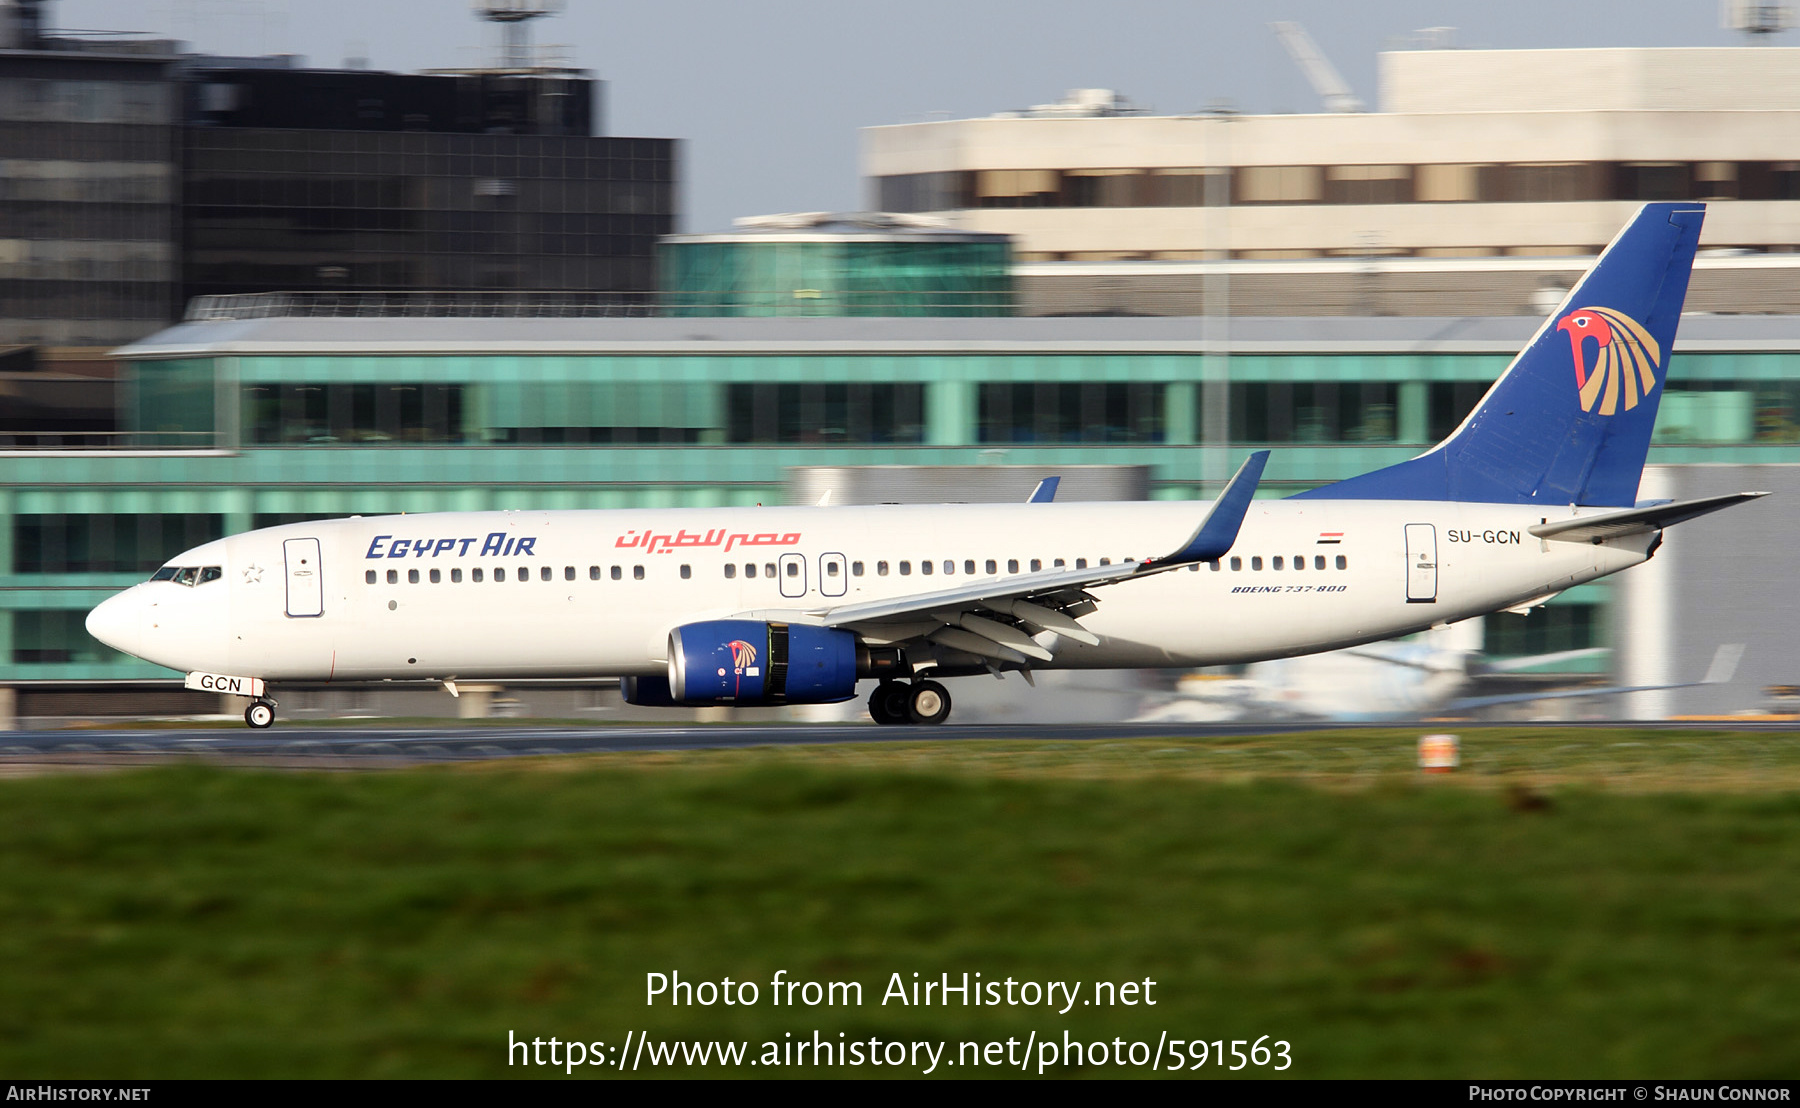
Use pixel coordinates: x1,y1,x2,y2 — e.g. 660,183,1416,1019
666,619,858,705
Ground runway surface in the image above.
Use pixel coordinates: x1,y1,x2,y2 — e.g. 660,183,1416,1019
0,721,1340,765
0,718,1794,767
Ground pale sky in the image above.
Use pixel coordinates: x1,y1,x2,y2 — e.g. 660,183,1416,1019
60,0,1758,230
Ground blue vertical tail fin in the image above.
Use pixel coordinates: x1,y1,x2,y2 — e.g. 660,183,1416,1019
1294,203,1705,507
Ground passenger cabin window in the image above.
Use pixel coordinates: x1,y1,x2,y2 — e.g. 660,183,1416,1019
852,561,864,576
1008,559,1019,573
611,566,622,580
472,567,484,582
745,564,756,578
429,569,441,584
1313,555,1325,570
635,566,646,580
590,566,601,580
1230,557,1242,571
540,566,552,582
877,561,889,576
681,565,691,579
564,566,575,581
1099,557,1110,566
387,569,399,584
1030,559,1042,571
826,562,839,577
452,568,463,583
1076,558,1088,569
945,560,956,575
518,566,529,582
762,563,774,578
786,562,799,577
365,570,377,584
922,561,933,575
725,564,737,579
496,568,506,582
1294,555,1305,570
985,559,996,574
1252,557,1264,571
900,561,912,575
1336,555,1348,570
409,569,420,584
1272,557,1284,570
1209,560,1221,571
1053,558,1065,568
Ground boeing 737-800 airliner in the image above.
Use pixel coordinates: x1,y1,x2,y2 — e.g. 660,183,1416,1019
86,203,1764,729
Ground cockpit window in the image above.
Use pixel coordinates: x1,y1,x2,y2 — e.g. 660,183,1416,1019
198,566,223,584
150,566,179,582
172,567,199,586
154,566,222,586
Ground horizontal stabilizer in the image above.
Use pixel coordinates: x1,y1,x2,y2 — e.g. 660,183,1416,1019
1528,491,1768,543
1448,643,1744,712
1027,477,1060,504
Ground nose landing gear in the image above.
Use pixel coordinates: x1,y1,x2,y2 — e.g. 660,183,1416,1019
244,699,277,729
867,679,952,726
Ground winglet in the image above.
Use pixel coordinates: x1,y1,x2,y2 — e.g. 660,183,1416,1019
1155,451,1270,565
1027,476,1061,504
1702,643,1745,685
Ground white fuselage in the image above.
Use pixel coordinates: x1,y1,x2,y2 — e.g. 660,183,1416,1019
88,498,1651,684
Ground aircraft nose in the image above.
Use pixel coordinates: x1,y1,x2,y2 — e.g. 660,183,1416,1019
86,590,145,658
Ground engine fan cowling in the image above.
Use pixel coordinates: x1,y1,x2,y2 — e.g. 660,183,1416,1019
669,619,857,705
620,675,680,706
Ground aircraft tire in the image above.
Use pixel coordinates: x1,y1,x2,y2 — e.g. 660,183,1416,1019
907,681,951,726
245,702,275,729
869,682,910,725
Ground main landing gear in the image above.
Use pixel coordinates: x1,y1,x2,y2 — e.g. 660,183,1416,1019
244,698,277,729
868,679,952,726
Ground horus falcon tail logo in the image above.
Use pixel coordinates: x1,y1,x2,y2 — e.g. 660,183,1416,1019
1555,306,1662,415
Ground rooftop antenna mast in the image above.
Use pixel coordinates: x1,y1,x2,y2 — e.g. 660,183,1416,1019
1269,20,1365,113
1723,0,1794,40
473,0,565,70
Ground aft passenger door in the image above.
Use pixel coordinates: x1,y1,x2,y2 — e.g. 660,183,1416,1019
283,537,325,617
819,552,847,598
1404,524,1437,604
778,552,807,599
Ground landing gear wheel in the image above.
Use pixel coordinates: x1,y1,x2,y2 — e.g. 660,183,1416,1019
869,682,911,725
907,680,952,726
244,701,275,729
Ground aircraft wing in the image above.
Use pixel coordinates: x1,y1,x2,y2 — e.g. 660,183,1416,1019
1336,644,1609,675
781,452,1270,666
1444,643,1743,712
1528,492,1768,544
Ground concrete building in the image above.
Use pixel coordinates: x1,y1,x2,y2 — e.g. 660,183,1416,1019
0,302,1793,720
864,47,1800,315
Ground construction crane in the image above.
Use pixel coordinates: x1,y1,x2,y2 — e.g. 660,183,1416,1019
1270,20,1365,113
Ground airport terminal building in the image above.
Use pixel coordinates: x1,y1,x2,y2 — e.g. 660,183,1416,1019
864,47,1800,317
2,298,1797,716
8,36,1800,721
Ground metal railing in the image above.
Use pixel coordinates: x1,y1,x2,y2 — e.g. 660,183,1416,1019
183,290,1015,321
0,431,216,451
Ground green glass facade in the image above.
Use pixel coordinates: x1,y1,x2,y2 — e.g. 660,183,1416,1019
11,317,1800,681
659,237,1012,317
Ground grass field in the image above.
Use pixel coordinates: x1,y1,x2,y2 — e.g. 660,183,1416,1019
2,728,1799,1078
